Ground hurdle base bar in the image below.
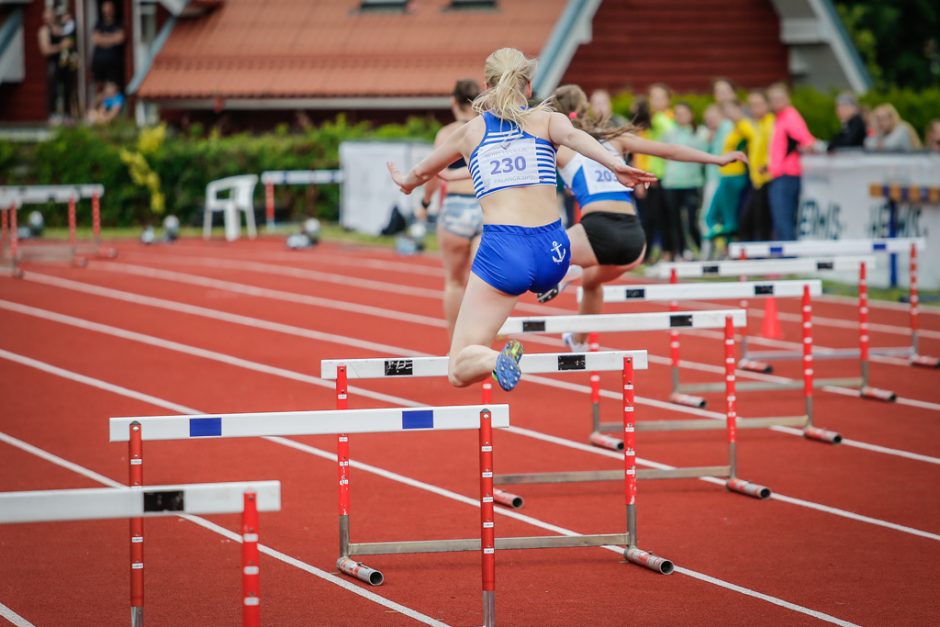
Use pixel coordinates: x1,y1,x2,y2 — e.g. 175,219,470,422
348,533,630,556
911,354,940,369
605,416,806,433
859,386,897,402
668,392,706,408
803,426,843,444
738,358,773,374
624,547,674,575
589,431,624,451
493,489,524,509
131,606,142,627
726,478,772,499
0,266,23,279
336,556,385,586
495,466,731,485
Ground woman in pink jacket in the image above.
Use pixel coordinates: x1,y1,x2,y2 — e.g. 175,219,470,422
767,83,817,241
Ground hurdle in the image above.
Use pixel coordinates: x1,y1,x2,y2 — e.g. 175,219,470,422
111,404,509,627
260,170,343,231
0,481,280,627
648,255,897,401
584,279,822,404
729,238,937,368
0,184,115,276
320,353,672,585
494,310,784,491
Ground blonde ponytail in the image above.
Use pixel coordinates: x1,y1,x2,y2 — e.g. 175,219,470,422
472,48,551,126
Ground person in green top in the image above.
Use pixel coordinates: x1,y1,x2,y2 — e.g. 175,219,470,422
640,83,677,260
704,99,750,253
662,102,710,258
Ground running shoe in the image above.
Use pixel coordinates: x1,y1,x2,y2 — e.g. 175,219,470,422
536,265,583,303
492,340,525,391
563,332,589,353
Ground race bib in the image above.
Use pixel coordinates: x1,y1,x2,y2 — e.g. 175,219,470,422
477,139,541,190
583,157,630,195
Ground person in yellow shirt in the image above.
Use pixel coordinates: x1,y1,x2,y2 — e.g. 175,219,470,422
704,99,749,250
738,90,775,241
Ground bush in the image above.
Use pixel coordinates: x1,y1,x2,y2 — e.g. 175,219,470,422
0,115,440,227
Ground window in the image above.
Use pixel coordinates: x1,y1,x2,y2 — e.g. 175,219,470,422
449,0,497,8
360,0,409,11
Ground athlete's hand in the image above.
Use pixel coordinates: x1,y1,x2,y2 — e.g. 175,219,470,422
717,151,748,166
612,162,657,188
387,161,415,194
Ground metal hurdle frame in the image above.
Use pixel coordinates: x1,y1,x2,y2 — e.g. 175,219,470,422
0,184,114,277
0,481,280,627
729,238,938,368
321,352,674,588
260,170,343,231
649,255,898,402
493,311,781,494
111,405,508,627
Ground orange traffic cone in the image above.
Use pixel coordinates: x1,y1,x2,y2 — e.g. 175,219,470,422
760,296,784,339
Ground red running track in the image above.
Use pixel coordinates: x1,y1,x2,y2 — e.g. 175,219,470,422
1,238,939,626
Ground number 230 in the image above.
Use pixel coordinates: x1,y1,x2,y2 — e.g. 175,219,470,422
490,156,527,175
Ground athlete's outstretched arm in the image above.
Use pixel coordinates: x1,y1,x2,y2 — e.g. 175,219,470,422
547,112,657,188
388,123,468,194
613,133,747,167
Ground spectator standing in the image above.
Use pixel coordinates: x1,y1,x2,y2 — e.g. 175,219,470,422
704,99,749,250
926,119,940,153
828,92,867,151
767,82,817,242
57,5,80,119
91,1,125,90
865,104,922,151
738,90,775,241
662,102,708,258
644,83,677,259
37,7,69,122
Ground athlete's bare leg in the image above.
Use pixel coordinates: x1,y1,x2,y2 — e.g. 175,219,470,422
438,224,475,340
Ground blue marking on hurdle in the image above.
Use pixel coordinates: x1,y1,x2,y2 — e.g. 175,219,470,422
769,245,784,255
401,410,434,430
873,242,887,251
189,417,222,437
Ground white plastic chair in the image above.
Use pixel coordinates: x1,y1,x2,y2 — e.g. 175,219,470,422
203,175,259,241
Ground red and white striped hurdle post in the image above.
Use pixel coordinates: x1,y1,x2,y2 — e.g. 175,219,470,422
264,182,275,230
724,317,771,497
67,194,77,252
857,262,897,401
242,491,261,627
336,365,351,557
10,204,19,262
1,206,7,248
92,193,101,243
128,422,144,627
666,268,707,408
479,409,496,627
801,285,842,443
622,356,671,571
908,243,939,368
588,331,625,451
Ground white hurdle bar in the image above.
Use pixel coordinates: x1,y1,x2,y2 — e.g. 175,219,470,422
0,184,115,277
649,256,901,401
583,280,823,405
111,404,509,627
260,169,343,230
320,353,673,586
729,239,937,369
0,481,279,627
498,310,783,489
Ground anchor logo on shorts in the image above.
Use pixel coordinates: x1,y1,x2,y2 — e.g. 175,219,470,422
550,240,566,264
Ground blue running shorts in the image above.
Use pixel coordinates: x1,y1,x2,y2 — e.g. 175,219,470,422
471,220,571,296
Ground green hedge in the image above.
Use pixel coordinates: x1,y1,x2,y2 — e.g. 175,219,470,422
0,116,439,228
611,86,940,141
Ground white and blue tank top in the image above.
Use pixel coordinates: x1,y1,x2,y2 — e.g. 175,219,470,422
468,112,557,199
558,143,634,208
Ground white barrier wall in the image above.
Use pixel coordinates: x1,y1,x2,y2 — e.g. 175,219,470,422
799,153,940,289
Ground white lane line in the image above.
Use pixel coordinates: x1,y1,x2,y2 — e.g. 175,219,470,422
0,350,859,625
0,394,446,627
0,602,34,627
2,304,938,541
25,270,940,463
90,262,940,411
